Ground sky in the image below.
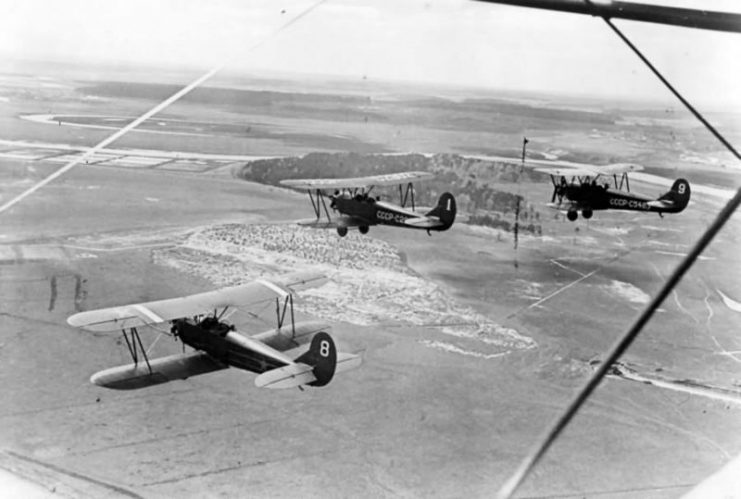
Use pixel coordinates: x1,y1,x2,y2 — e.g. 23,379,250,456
2,0,741,109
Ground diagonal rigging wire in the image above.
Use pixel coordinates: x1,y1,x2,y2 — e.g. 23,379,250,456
0,66,220,215
0,0,328,216
497,5,741,499
602,14,740,161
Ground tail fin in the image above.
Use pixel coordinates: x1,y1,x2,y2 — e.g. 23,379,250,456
426,192,457,230
658,178,691,212
294,332,336,387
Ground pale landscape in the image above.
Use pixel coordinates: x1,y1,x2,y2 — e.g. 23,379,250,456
0,61,740,498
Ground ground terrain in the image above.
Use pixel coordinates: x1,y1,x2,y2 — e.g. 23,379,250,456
1,64,740,498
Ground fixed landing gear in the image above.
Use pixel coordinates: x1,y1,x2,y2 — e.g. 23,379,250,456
337,226,348,237
582,208,593,219
359,225,369,235
567,210,578,222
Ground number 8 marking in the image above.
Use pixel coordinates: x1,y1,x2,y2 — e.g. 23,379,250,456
319,340,330,357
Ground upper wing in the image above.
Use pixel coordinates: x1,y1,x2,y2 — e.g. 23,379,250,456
536,164,643,178
535,167,599,178
68,271,326,332
600,163,644,175
280,171,434,190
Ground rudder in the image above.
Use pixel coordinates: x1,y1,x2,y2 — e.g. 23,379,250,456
659,178,690,212
426,192,456,230
294,331,336,387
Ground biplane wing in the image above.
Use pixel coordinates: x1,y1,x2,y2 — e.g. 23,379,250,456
536,163,643,177
599,163,644,175
546,201,583,212
90,351,228,390
280,171,435,190
68,271,326,332
297,215,370,230
535,167,600,178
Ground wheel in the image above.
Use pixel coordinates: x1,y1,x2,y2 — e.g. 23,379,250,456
582,208,593,219
359,225,369,235
567,210,578,222
337,226,348,237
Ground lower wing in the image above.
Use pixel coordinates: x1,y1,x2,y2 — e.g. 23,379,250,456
90,351,227,390
546,202,583,212
298,215,371,229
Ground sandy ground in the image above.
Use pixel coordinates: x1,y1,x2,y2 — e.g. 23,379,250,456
1,71,740,498
1,159,740,498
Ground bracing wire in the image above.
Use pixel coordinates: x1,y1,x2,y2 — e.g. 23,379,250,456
0,0,328,216
497,4,741,498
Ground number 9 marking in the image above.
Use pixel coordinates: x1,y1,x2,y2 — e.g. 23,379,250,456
677,183,686,194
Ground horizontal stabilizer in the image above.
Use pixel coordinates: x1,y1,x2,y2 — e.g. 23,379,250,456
336,352,363,373
91,352,226,390
647,199,674,209
404,216,443,229
254,363,317,389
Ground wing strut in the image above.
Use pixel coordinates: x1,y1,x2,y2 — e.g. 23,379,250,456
121,327,152,374
275,293,296,338
399,182,416,210
308,189,333,222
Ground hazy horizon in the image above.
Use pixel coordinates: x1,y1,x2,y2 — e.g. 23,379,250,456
4,0,740,111
7,55,739,117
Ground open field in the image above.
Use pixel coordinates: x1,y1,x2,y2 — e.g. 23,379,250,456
1,64,740,498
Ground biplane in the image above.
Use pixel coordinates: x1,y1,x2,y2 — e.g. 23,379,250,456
536,163,690,221
67,272,361,390
280,171,456,237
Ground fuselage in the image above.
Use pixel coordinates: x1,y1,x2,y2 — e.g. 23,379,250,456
564,184,671,213
332,195,421,228
173,318,327,374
